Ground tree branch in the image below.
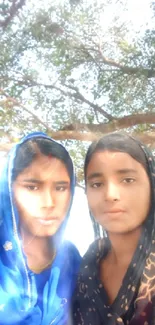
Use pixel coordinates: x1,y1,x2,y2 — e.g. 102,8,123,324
1,131,155,152
0,0,26,30
70,36,155,78
10,77,114,121
98,47,155,77
64,84,114,121
62,113,155,133
1,86,155,133
0,89,50,130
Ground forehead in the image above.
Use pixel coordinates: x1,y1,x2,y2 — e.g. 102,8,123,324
86,151,146,175
16,155,70,180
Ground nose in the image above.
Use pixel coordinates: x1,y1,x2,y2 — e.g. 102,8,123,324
41,189,55,208
104,182,120,202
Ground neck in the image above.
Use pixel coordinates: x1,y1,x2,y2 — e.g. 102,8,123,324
20,227,54,260
108,226,142,267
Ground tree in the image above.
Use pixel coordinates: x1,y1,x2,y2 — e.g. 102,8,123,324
0,0,155,180
0,0,26,30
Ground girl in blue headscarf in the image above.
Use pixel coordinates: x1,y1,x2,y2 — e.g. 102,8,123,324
0,132,81,325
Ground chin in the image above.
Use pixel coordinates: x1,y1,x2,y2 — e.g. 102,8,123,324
107,227,139,235
29,225,60,238
40,229,59,237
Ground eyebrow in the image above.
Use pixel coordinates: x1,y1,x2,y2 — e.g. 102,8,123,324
87,172,103,181
87,169,137,181
22,178,42,184
116,168,138,175
54,181,70,185
22,179,70,185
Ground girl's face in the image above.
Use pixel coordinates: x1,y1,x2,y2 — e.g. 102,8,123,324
13,154,71,237
86,150,151,235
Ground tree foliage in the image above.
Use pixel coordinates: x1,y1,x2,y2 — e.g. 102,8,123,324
0,0,155,180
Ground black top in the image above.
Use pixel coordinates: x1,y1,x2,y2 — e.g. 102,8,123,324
72,238,153,325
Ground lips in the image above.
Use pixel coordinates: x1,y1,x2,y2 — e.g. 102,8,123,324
103,209,125,214
38,217,58,225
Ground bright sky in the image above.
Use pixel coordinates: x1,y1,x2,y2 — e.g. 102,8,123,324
127,0,152,27
64,187,94,256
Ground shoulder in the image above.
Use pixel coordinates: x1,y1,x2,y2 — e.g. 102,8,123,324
56,241,81,297
71,240,104,324
74,238,106,284
62,240,82,269
62,240,81,259
83,238,104,264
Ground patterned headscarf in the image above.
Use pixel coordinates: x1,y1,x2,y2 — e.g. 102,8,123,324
0,132,81,325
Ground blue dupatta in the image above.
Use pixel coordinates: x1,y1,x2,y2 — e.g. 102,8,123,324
0,132,81,325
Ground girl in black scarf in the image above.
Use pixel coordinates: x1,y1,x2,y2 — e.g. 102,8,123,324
72,133,155,325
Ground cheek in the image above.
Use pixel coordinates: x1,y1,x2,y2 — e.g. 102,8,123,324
14,192,41,217
136,187,151,215
16,201,38,218
127,184,151,224
87,192,100,213
62,193,71,211
15,190,33,202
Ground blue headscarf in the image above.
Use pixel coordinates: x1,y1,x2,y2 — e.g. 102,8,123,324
0,132,81,325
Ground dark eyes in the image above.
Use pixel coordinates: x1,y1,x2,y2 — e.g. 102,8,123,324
56,186,68,191
25,185,38,191
123,178,135,183
25,185,68,191
89,178,136,188
90,182,102,188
